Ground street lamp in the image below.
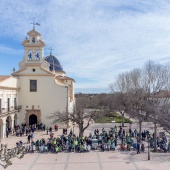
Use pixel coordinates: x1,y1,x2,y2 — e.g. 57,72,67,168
73,122,75,134
148,136,150,160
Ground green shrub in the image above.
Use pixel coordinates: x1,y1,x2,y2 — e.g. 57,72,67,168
94,113,132,123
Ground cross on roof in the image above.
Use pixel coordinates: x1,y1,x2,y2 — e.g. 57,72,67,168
49,47,54,55
30,17,40,30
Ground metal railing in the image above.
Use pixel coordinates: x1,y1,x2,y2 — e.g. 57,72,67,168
0,105,22,114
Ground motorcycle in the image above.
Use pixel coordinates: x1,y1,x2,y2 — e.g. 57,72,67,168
84,144,91,152
110,143,115,151
31,144,36,153
127,142,131,151
101,143,106,152
55,145,63,153
120,144,125,151
141,143,145,152
133,143,137,150
163,143,168,153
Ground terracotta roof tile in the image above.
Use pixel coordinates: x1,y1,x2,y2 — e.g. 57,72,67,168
56,75,75,82
0,75,11,82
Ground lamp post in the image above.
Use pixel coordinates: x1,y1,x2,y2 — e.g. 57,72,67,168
148,136,150,160
73,122,75,134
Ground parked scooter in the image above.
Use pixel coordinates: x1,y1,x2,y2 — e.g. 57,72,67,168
101,143,106,152
141,143,145,152
31,144,36,153
85,144,91,152
127,142,131,151
163,143,168,153
110,143,115,151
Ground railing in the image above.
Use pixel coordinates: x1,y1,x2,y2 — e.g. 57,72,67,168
14,105,22,110
0,105,22,114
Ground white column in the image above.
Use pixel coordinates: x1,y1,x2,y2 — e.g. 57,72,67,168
1,118,6,139
0,124,3,139
10,114,15,130
11,118,14,130
2,123,6,138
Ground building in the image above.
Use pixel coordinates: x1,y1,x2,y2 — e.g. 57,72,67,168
0,28,75,139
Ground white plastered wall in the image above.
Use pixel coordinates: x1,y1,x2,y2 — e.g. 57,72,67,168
17,70,67,127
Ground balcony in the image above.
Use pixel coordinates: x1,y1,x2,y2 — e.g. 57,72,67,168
14,105,22,111
0,105,22,115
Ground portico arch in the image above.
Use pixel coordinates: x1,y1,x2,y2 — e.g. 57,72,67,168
14,114,18,126
25,106,41,126
6,116,12,128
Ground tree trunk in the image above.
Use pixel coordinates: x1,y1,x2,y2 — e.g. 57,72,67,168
121,113,124,127
79,123,84,138
154,122,157,152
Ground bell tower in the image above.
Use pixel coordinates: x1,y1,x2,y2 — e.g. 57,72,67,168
22,29,45,65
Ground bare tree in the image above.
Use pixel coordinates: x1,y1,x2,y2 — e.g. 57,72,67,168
109,92,130,127
109,69,141,127
139,61,170,151
48,95,104,137
158,103,170,129
110,61,170,152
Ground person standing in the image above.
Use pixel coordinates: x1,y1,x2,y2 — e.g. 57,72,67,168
46,127,49,135
6,130,9,138
49,127,52,133
27,134,31,144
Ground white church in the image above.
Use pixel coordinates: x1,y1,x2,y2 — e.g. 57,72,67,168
0,28,75,139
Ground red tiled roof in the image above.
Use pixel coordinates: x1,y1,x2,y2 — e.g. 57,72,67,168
0,75,11,82
56,75,75,82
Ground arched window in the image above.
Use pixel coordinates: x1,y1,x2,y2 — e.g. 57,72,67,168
36,51,40,60
28,51,32,60
32,37,35,43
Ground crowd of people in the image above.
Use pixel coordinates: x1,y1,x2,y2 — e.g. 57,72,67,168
14,125,170,155
6,123,170,154
6,123,47,138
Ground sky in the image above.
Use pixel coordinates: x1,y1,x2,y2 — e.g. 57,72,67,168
1,0,170,93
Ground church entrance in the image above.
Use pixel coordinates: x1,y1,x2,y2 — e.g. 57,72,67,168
29,114,37,125
25,106,41,126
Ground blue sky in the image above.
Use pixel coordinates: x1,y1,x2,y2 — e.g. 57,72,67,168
1,0,170,93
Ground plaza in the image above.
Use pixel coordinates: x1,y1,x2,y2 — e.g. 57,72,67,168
1,1,170,170
1,122,170,170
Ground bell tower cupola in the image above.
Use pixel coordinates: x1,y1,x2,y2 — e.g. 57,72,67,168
22,28,45,65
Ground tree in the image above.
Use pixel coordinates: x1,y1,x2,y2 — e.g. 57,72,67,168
48,95,104,137
110,60,170,152
109,92,129,127
109,70,140,127
139,61,170,151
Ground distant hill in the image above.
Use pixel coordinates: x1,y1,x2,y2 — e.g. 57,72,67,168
75,88,110,94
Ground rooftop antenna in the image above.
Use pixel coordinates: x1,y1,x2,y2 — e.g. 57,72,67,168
48,47,55,71
30,17,40,30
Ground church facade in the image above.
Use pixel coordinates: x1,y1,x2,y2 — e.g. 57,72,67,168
0,29,75,139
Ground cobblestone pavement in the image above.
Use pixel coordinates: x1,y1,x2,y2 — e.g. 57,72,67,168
0,123,170,170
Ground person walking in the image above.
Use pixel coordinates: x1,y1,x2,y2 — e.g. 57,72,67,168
137,142,140,154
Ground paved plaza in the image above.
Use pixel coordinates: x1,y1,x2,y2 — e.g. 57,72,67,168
1,123,170,170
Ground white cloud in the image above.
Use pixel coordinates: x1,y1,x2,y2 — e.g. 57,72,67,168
0,44,23,55
1,0,170,91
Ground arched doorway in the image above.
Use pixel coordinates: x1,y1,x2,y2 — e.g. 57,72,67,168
29,114,37,126
6,116,11,128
